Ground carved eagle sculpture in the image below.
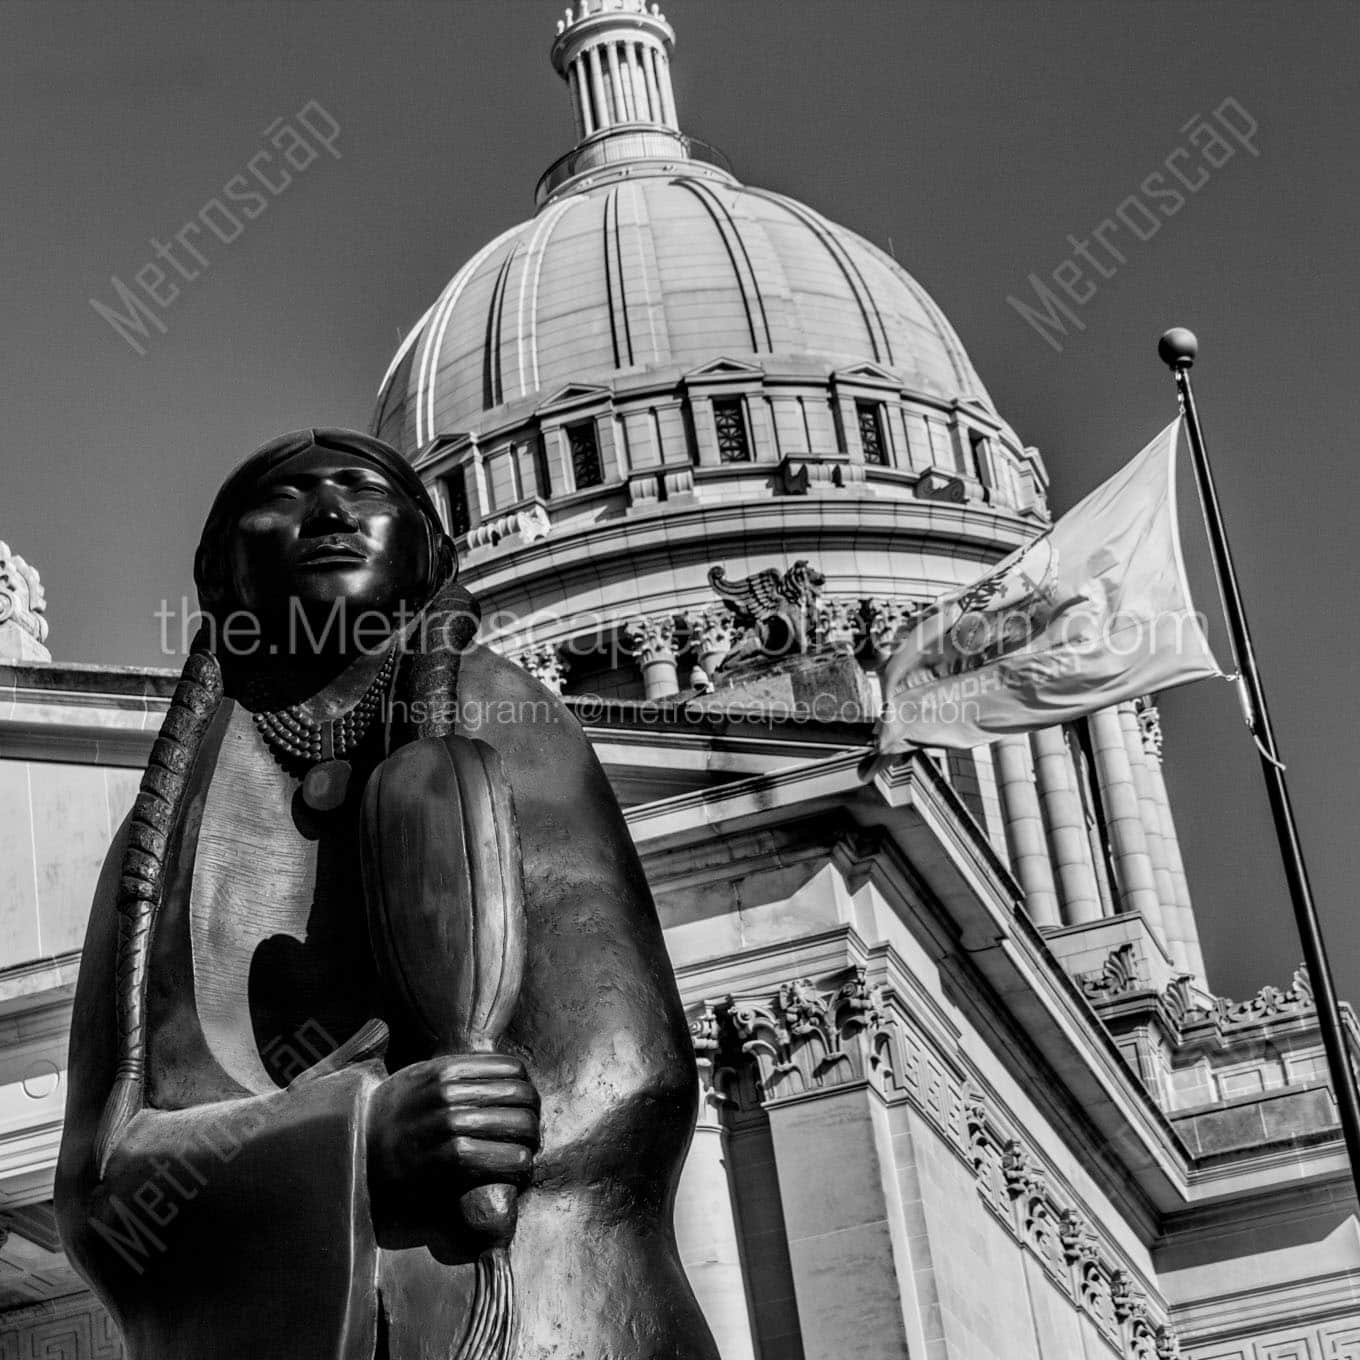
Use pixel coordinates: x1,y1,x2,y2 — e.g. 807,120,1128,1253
707,559,826,661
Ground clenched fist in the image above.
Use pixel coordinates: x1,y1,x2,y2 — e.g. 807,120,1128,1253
366,1053,539,1258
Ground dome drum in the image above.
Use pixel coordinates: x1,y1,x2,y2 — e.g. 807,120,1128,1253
410,357,1047,555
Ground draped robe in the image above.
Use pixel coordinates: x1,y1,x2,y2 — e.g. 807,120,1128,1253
56,644,719,1360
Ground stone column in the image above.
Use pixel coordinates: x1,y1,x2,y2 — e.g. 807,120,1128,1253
640,41,662,122
587,45,610,130
569,61,593,136
1119,703,1176,956
730,974,914,1360
605,42,631,121
652,45,678,127
1138,700,1207,981
1031,726,1103,924
626,615,680,699
1088,707,1163,929
625,43,648,121
675,1007,758,1360
995,734,1061,927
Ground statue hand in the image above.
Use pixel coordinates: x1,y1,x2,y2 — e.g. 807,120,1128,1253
366,1054,538,1252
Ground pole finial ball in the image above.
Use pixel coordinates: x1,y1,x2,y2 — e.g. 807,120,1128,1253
1158,327,1198,369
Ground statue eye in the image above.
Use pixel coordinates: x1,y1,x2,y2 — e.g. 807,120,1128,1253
253,486,300,508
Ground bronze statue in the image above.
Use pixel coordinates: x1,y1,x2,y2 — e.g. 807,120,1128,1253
56,429,719,1360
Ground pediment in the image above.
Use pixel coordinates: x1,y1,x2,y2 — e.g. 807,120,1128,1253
537,382,613,415
832,361,902,388
414,431,474,471
683,357,766,383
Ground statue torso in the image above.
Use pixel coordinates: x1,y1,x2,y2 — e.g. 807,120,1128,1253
141,644,710,1358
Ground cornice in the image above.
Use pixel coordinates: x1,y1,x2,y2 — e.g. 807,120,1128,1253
628,750,1197,1218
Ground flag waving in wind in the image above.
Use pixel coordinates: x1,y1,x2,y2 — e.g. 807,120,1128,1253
878,419,1221,752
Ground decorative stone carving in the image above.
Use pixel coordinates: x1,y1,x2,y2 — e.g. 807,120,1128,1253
688,1003,732,1131
815,598,860,655
1135,696,1164,764
1059,1207,1098,1265
1110,1269,1138,1324
1079,1259,1115,1333
691,606,737,680
1001,1139,1046,1199
913,469,966,502
1160,975,1196,1028
1156,963,1318,1039
964,1086,991,1174
1080,943,1144,1001
0,540,50,661
1212,964,1313,1025
464,502,552,552
708,559,826,661
727,967,892,1102
623,614,679,666
1155,1324,1182,1358
777,453,866,494
859,596,926,665
517,645,570,694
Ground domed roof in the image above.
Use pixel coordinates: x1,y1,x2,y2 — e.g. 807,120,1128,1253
373,173,994,453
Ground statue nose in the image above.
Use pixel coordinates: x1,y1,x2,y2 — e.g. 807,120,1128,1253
303,487,360,534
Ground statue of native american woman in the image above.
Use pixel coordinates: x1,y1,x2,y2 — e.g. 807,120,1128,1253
55,429,719,1360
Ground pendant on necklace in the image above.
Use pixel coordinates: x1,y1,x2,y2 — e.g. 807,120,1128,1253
303,758,351,812
301,718,349,812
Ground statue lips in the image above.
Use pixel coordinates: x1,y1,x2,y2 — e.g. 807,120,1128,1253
294,537,370,570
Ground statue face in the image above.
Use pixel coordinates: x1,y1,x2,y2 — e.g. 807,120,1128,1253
226,447,433,650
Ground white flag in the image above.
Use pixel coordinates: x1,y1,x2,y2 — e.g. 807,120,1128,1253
878,419,1220,752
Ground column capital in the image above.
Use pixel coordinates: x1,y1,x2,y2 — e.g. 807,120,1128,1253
516,644,570,694
622,612,679,665
726,966,893,1103
1135,695,1164,764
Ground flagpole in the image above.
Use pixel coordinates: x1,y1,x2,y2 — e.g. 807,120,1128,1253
1159,327,1360,1205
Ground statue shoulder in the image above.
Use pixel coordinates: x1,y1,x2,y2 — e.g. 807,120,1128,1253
451,644,621,833
456,645,584,742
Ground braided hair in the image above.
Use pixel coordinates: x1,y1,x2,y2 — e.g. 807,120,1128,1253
92,430,477,1173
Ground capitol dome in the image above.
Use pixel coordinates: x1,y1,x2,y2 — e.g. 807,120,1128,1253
371,0,1050,698
372,175,996,451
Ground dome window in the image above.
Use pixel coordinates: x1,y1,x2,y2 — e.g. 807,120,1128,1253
568,420,604,490
713,398,752,463
856,400,888,466
445,469,472,538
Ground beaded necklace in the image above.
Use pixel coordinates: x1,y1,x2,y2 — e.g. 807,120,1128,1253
250,648,399,811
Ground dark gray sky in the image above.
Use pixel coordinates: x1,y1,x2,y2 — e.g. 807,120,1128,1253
3,0,1356,1004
